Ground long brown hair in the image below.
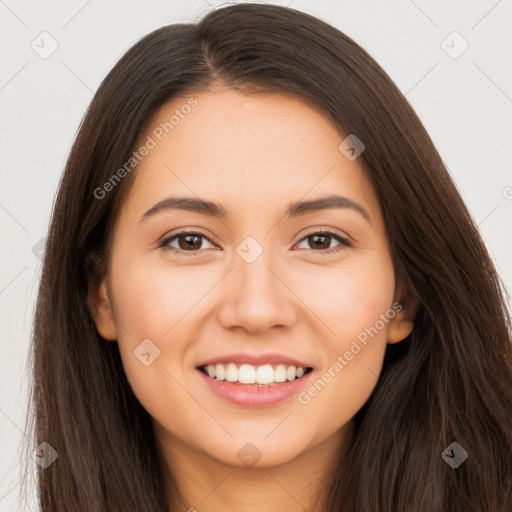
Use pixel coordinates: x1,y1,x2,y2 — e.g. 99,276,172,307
21,3,512,511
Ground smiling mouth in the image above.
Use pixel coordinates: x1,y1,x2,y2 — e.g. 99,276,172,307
197,363,314,387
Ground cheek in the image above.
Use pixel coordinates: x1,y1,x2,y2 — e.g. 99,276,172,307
291,252,394,423
106,250,191,378
292,252,395,347
108,254,206,426
111,254,212,341
109,252,226,401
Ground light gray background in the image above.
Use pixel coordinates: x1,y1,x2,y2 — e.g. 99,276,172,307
1,0,511,509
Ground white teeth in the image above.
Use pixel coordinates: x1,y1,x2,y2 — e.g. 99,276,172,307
239,364,256,384
215,363,225,381
274,364,287,383
202,362,310,384
225,363,238,382
286,365,297,381
256,364,274,384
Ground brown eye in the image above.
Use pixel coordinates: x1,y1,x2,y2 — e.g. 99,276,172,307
307,234,331,250
162,232,216,253
177,234,203,250
295,231,351,254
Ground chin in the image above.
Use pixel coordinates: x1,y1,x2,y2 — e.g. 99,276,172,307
201,434,310,469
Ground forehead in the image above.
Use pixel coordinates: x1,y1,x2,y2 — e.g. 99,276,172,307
123,89,377,222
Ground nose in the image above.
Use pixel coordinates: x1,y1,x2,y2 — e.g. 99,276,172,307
217,253,297,335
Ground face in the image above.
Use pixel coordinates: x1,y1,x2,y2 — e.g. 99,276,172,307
91,87,414,469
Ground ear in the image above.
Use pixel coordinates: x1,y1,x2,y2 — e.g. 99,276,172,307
387,280,419,344
87,275,118,341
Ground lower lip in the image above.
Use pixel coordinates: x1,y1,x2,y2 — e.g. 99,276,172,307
197,368,314,408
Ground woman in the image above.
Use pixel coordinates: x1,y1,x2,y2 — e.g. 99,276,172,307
22,3,512,511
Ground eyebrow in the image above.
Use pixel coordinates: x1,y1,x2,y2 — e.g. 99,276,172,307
139,194,371,224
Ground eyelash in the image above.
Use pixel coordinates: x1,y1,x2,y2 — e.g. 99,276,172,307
159,229,352,256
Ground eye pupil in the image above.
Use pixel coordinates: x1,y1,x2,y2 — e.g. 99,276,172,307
310,234,330,250
180,234,202,250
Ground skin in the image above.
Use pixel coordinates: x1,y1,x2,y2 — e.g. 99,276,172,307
90,87,416,512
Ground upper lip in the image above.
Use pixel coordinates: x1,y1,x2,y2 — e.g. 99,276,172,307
196,352,314,369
